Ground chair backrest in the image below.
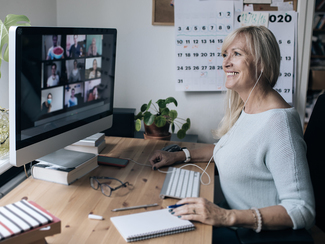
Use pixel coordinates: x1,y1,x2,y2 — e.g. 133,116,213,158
304,93,325,232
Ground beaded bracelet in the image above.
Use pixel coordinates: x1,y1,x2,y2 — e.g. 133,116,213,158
251,207,262,233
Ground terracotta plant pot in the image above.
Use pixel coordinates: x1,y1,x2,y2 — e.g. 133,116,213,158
144,123,171,141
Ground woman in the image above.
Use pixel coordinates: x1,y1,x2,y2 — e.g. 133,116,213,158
88,58,101,79
69,59,81,82
149,26,315,233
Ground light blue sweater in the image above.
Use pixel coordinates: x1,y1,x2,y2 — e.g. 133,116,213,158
213,108,315,229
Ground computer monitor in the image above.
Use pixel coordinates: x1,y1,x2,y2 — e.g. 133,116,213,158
9,27,117,167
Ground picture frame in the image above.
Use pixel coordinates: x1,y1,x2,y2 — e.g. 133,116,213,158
152,0,174,26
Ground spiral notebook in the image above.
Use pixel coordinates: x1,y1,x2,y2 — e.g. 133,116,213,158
110,209,195,242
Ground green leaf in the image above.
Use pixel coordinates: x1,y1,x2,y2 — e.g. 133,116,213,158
143,112,155,125
0,20,9,62
160,107,169,116
154,115,166,127
4,14,30,30
147,100,152,110
165,97,178,107
169,110,178,120
156,99,166,109
140,104,148,112
182,123,190,131
1,15,30,62
135,119,142,131
171,123,175,133
177,129,186,139
134,111,143,120
186,118,191,129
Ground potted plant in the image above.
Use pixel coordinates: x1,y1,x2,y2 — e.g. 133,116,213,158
0,14,30,157
135,97,191,140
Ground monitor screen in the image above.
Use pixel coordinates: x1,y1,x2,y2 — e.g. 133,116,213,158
9,27,117,167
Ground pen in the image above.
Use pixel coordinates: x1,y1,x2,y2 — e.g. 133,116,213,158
167,204,185,209
111,203,158,212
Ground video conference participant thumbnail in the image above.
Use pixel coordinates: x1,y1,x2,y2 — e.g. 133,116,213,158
40,87,64,114
66,35,86,58
43,35,65,60
45,62,61,88
66,59,85,83
65,83,84,108
86,57,101,79
84,79,101,102
86,35,102,57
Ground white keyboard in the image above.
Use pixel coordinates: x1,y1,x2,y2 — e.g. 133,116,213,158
159,167,201,199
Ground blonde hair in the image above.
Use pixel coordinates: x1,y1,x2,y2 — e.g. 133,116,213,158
213,26,281,139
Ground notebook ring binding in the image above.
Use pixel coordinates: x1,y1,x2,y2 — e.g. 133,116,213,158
127,225,195,241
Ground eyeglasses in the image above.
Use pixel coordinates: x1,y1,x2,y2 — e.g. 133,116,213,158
89,176,129,197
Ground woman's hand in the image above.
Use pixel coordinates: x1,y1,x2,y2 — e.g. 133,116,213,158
169,197,232,227
148,150,184,170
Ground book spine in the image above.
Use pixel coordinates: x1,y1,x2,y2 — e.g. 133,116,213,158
317,0,325,10
314,15,322,29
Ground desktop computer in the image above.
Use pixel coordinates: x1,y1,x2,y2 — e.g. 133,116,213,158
9,27,117,167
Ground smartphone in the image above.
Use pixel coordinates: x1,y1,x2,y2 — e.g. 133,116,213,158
97,155,129,168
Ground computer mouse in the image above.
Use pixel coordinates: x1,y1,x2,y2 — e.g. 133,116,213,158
161,144,182,152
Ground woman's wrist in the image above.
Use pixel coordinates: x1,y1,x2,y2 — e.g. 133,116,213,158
175,151,187,162
226,209,257,229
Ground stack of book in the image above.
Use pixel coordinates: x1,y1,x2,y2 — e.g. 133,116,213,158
31,149,98,185
64,133,106,154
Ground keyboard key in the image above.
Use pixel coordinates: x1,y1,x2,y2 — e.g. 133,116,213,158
160,167,201,199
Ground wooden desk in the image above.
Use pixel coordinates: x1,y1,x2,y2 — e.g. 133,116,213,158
0,137,213,244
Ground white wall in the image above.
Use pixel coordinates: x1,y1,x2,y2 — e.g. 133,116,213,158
56,0,225,143
0,0,57,109
1,1,311,144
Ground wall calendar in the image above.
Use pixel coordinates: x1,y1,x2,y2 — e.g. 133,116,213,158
174,0,297,104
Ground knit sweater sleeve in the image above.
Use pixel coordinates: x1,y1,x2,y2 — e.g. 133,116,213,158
266,110,315,229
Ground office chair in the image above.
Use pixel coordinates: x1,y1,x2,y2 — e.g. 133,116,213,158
304,93,325,232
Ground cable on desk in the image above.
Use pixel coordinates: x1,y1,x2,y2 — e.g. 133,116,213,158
125,156,214,186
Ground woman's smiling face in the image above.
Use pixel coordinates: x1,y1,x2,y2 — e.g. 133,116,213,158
222,35,256,94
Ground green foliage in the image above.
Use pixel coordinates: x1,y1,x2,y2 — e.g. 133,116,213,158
0,14,31,78
135,97,191,139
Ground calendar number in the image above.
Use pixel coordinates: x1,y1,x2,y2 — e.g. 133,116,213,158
269,14,292,23
238,14,292,23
